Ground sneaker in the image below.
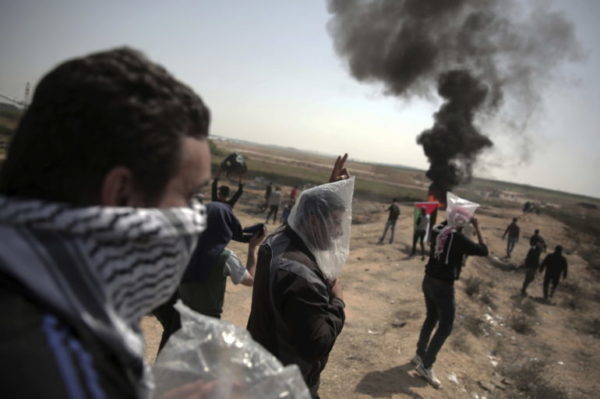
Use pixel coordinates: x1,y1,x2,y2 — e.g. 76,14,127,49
410,354,423,368
415,364,441,389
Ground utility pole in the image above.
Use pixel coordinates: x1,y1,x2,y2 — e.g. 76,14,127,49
0,82,31,108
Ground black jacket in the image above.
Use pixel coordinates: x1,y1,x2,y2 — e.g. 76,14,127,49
425,226,488,284
540,252,568,278
0,272,137,398
246,227,345,396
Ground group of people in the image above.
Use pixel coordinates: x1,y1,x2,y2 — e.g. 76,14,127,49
0,47,573,398
0,47,353,399
377,200,432,260
264,183,299,224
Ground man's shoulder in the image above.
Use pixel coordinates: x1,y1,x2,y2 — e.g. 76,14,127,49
266,230,325,287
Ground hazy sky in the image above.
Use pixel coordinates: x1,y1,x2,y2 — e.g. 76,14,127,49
1,0,598,198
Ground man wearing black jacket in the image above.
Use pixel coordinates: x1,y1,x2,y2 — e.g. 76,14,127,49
539,245,568,300
247,155,350,399
413,214,488,389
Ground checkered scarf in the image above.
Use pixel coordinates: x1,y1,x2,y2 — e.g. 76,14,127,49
0,195,206,397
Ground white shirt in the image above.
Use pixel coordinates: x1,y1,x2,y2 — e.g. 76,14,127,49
223,250,249,284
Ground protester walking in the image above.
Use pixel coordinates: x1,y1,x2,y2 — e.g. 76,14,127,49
539,245,568,300
265,187,282,224
521,242,543,296
502,217,520,258
378,198,400,244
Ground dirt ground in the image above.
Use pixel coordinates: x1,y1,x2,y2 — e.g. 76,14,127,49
142,184,600,399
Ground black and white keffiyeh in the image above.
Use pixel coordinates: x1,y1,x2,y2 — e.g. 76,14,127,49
0,195,207,397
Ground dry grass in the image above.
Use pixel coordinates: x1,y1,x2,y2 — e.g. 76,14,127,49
502,358,569,399
509,313,536,335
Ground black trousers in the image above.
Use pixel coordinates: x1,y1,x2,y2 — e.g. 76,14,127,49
152,292,181,352
416,275,455,369
543,273,561,299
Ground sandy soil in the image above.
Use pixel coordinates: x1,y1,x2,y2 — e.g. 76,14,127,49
142,185,600,399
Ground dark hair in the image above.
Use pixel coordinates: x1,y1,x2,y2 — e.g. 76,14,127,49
555,245,563,253
0,47,210,205
298,189,345,220
218,185,230,198
513,217,517,222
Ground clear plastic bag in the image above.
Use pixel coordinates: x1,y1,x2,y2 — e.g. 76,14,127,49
287,177,355,281
152,302,310,399
445,192,479,228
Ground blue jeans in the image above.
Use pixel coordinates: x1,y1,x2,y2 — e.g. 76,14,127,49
416,275,455,368
379,219,397,243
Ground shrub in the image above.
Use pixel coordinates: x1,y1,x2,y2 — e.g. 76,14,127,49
510,314,535,335
450,328,470,353
520,299,537,317
465,276,483,297
462,314,486,337
480,289,497,310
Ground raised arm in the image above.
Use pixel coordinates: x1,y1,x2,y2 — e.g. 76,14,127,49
211,167,222,202
329,153,350,182
228,173,245,208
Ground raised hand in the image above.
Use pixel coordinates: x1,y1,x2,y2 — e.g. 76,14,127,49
329,153,350,182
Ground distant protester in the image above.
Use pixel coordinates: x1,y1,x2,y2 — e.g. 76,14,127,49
539,245,568,300
378,198,400,244
529,229,547,252
413,194,488,389
0,47,211,398
411,207,429,259
247,155,352,399
521,242,544,297
502,217,520,258
265,186,283,224
263,181,273,210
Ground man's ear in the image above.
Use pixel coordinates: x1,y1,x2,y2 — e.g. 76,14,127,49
101,166,137,206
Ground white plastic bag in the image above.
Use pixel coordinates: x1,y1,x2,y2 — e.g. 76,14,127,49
287,177,355,281
445,192,479,228
152,302,310,399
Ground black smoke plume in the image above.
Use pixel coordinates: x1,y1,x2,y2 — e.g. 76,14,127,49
327,0,579,198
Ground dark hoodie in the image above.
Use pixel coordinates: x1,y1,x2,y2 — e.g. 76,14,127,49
425,223,488,284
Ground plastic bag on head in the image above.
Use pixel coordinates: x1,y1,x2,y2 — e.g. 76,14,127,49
287,177,354,281
152,301,310,399
445,192,479,228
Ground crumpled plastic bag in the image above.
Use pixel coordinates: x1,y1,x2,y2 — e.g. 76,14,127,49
445,192,479,228
152,302,310,399
287,177,355,281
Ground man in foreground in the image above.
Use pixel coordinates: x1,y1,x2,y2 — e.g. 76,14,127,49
247,155,351,399
413,204,488,389
0,48,211,397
